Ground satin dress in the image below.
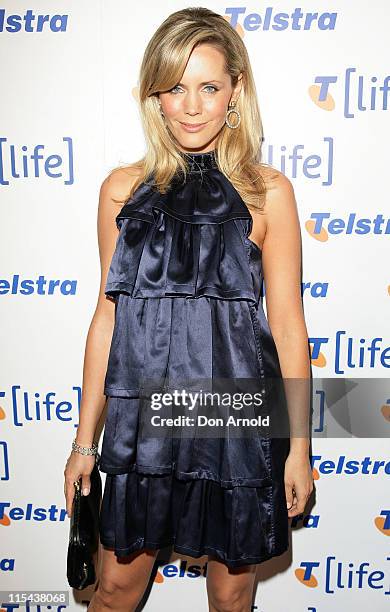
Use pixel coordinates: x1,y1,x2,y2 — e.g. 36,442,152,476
98,149,290,568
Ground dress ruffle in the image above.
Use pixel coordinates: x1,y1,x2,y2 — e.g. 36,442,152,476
104,169,262,304
99,396,290,567
99,397,273,487
103,295,282,398
98,467,290,568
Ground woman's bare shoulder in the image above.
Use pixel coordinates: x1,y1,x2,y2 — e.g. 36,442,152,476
255,164,293,193
252,164,298,247
101,164,144,206
254,165,295,217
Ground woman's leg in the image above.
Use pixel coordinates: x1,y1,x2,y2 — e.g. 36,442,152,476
88,546,159,612
206,556,257,612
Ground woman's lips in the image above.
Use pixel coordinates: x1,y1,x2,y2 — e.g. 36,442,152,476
179,121,208,132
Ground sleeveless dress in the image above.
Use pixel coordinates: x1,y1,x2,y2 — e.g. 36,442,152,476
98,149,291,568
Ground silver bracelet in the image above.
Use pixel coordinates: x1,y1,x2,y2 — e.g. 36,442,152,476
72,438,99,456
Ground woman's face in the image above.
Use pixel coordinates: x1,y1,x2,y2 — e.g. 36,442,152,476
158,44,242,153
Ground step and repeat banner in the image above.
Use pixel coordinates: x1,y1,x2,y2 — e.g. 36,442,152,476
1,1,389,611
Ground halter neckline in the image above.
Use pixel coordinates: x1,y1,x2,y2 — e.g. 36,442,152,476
179,149,218,171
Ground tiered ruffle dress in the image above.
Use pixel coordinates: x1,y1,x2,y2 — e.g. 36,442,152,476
98,150,290,567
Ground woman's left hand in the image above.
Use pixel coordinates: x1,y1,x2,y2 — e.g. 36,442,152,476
284,451,314,518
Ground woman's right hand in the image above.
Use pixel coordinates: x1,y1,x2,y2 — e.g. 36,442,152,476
64,450,97,518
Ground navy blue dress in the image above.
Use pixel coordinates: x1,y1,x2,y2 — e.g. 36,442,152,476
98,149,290,567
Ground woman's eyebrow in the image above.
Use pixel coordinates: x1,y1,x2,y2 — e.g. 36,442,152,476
176,80,224,86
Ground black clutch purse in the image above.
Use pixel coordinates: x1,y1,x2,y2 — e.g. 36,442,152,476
67,458,102,590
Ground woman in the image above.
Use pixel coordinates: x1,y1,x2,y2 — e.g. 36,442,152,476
64,7,313,611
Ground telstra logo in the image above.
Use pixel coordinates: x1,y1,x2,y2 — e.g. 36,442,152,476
225,7,337,32
1,386,82,428
0,9,68,32
310,333,390,373
0,502,67,526
312,455,390,477
153,559,208,583
0,137,74,185
375,510,390,536
0,275,78,295
306,213,390,242
309,70,390,116
295,557,390,594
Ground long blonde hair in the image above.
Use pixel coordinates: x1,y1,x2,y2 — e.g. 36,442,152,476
111,7,278,212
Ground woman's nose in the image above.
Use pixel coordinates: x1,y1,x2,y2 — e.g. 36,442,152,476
182,93,203,114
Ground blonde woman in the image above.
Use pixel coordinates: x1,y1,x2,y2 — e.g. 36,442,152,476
65,7,313,611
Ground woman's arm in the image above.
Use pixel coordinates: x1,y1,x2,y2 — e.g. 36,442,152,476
74,168,141,446
64,167,141,514
260,170,313,517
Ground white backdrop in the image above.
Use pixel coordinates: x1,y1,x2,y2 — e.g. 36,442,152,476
1,1,389,611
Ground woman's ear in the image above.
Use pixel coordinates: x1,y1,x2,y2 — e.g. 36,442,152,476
232,73,243,103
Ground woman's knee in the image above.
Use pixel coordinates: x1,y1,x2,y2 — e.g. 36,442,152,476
206,564,256,612
93,576,141,610
92,548,158,610
207,584,253,612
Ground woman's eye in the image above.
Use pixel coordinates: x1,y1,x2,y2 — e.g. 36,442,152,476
169,85,219,94
204,85,218,93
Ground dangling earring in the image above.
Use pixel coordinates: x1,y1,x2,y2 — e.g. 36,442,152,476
158,101,165,118
225,100,241,129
